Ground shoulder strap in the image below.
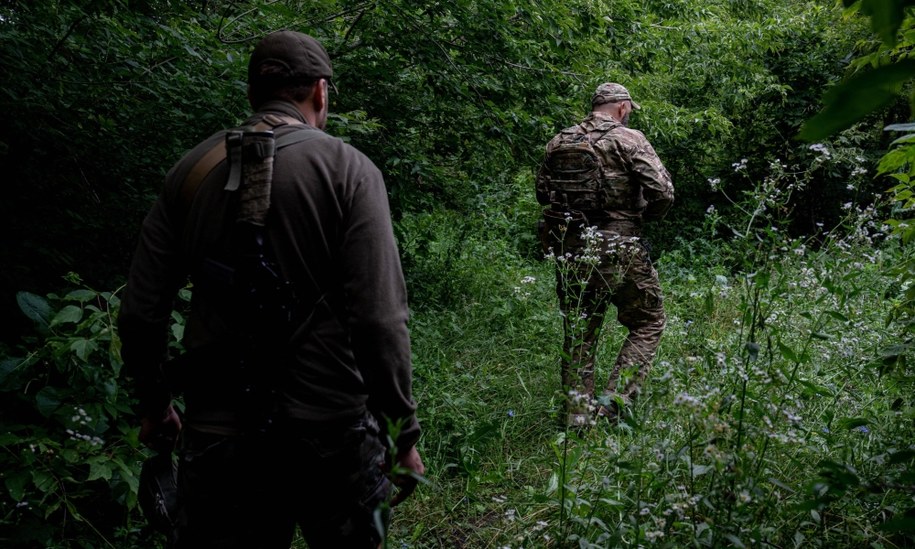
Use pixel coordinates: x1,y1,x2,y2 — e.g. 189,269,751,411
178,117,321,217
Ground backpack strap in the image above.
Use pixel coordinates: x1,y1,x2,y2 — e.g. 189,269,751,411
179,141,226,219
178,116,320,216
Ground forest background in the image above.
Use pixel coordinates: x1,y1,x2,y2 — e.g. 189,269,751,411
1,0,914,547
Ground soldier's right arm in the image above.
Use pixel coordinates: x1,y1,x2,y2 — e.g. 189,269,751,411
119,192,187,420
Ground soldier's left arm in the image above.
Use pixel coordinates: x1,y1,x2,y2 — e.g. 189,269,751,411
534,142,555,206
630,132,674,221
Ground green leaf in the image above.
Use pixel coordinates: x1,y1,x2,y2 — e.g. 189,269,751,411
5,471,30,501
692,464,712,476
837,417,869,430
51,305,83,327
824,310,849,322
0,357,24,386
799,379,833,397
16,291,51,328
31,469,56,494
65,289,97,302
778,341,798,362
70,338,98,362
798,59,915,141
859,0,915,46
885,122,915,131
768,477,796,493
113,457,140,494
35,386,65,417
87,457,113,482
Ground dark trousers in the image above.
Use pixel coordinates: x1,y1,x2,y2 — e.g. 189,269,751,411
173,412,390,549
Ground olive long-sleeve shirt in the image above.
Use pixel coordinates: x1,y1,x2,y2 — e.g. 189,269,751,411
119,100,420,450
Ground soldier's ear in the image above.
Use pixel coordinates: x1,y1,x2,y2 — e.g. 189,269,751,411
313,79,328,112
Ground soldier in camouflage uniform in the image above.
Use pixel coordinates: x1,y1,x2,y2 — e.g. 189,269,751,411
536,83,674,426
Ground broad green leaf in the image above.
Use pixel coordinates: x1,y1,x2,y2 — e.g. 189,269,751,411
65,289,97,302
51,305,83,327
35,386,65,417
778,341,798,362
87,458,113,482
0,357,23,386
16,291,51,328
824,310,849,322
885,122,915,131
799,379,833,397
113,457,140,494
70,338,98,362
858,0,915,46
798,59,915,141
692,464,712,476
31,469,56,494
5,471,30,501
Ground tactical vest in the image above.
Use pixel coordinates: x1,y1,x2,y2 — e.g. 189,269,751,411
544,122,618,212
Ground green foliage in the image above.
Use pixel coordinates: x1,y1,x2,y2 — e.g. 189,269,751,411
0,1,249,340
380,196,914,547
2,1,913,547
0,278,154,547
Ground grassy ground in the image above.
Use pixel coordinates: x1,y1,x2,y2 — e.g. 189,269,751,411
381,237,914,548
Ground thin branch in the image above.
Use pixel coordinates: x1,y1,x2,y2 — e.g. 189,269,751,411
47,14,87,62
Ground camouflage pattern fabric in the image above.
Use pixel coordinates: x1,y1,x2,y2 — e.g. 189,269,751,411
536,112,673,222
536,110,673,420
540,218,665,409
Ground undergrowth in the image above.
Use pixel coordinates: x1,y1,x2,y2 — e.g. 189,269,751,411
1,165,913,547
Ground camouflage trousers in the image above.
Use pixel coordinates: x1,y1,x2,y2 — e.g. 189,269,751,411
541,216,666,413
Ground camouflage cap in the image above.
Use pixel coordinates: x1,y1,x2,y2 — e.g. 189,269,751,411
248,30,333,85
591,82,641,109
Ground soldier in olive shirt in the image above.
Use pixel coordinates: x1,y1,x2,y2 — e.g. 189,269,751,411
536,83,674,427
119,31,423,548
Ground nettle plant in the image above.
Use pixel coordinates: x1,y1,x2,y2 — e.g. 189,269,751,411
0,276,188,548
520,152,912,547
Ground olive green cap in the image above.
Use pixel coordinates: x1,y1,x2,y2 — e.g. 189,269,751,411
248,31,333,85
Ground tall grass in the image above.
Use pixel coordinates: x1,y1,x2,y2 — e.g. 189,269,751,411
388,166,914,547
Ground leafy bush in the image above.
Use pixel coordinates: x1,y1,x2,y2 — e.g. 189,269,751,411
0,277,185,548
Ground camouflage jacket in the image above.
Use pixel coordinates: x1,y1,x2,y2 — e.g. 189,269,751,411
536,111,674,223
